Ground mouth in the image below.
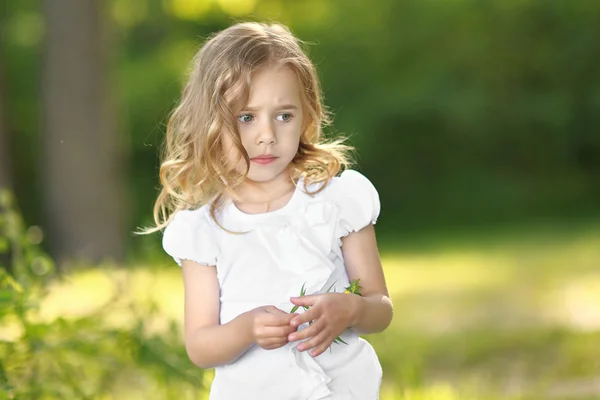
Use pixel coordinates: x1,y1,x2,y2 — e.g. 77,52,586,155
251,155,278,165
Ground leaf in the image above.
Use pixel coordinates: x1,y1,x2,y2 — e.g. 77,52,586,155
344,279,363,296
290,282,308,313
324,280,337,293
334,336,348,345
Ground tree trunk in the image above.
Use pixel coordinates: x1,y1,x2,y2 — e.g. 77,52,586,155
42,0,125,265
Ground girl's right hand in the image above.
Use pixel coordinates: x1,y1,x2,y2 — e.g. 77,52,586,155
246,306,298,350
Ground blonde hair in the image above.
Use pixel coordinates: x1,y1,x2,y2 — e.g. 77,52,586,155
144,22,352,233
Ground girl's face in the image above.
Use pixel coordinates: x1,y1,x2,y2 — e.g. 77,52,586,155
231,64,304,183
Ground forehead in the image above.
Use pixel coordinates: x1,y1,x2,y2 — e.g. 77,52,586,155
245,64,302,106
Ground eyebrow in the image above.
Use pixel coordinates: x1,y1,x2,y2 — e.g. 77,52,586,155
242,104,298,112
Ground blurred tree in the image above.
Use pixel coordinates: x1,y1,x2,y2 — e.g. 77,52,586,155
2,0,599,259
42,0,125,265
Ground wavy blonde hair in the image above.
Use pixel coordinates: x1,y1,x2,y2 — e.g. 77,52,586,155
143,22,352,233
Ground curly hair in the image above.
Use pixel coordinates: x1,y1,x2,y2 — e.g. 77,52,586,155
142,22,352,233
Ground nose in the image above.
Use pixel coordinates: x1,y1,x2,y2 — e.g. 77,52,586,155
256,120,276,145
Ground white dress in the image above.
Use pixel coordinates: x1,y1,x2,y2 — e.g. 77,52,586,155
163,170,383,400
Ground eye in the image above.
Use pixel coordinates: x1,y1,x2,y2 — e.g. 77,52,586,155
276,113,293,122
238,114,254,123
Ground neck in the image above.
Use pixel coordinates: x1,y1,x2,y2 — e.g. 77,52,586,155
234,170,295,205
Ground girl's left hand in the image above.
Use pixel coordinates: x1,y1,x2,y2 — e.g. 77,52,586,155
287,292,361,357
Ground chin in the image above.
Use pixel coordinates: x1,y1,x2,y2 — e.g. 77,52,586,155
246,166,288,183
246,172,279,183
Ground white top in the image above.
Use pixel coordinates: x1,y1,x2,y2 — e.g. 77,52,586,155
163,170,383,400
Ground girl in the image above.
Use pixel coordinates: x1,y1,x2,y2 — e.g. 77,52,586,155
151,22,393,400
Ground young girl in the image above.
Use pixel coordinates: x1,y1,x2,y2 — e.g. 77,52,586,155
151,22,393,400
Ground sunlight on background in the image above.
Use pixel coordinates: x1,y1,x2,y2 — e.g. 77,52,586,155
163,0,213,20
2,226,592,399
159,0,330,25
162,0,259,20
550,276,600,331
216,0,258,17
26,226,600,340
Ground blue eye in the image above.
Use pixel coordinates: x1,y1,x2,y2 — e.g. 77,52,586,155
276,113,292,122
238,114,254,123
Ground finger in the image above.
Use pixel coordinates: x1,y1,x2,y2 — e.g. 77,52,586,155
263,305,292,317
264,305,296,314
263,305,280,314
296,329,330,353
290,294,319,307
288,318,325,342
264,311,299,326
290,307,319,328
285,324,299,336
260,337,288,350
308,337,335,357
260,325,297,339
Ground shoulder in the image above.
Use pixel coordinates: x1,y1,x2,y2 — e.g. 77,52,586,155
164,205,217,238
327,169,378,195
162,205,220,266
307,169,381,236
309,169,379,206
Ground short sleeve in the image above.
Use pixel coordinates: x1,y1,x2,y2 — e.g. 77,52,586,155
332,170,381,238
162,208,218,267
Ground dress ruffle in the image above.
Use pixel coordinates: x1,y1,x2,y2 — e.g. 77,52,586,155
231,197,342,399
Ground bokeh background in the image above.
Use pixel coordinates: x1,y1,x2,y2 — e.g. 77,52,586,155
1,0,600,399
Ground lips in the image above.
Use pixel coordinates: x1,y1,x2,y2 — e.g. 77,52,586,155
251,155,278,165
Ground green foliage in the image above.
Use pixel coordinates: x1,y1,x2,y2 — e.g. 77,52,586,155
2,194,599,398
0,190,203,399
3,0,600,256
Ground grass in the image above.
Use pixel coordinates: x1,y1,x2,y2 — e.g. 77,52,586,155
24,221,600,399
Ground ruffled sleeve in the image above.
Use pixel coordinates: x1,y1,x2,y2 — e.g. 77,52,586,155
331,170,381,238
162,207,218,267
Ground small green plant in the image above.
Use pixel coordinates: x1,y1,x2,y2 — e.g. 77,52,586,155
0,190,203,399
343,279,363,296
290,279,364,347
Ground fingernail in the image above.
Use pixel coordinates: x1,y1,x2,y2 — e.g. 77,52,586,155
289,334,296,341
311,350,317,357
297,344,304,351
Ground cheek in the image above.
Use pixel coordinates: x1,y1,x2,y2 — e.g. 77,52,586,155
285,115,303,139
281,126,301,155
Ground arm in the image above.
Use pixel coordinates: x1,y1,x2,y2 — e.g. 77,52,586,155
181,260,297,369
342,224,393,334
181,260,252,368
288,224,393,356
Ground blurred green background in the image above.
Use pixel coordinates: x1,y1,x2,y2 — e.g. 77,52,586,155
1,0,599,399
